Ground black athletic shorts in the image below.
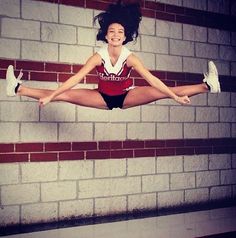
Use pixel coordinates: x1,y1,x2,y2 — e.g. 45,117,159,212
99,92,128,110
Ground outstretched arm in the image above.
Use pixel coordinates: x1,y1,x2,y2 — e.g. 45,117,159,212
127,54,190,105
39,53,101,106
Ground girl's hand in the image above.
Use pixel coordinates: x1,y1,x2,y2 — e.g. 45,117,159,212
39,95,54,107
175,95,190,105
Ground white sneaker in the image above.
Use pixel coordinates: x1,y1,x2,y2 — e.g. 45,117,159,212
6,65,23,96
203,61,221,93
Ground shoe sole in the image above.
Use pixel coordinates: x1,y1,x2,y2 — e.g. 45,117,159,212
208,61,221,93
6,65,16,96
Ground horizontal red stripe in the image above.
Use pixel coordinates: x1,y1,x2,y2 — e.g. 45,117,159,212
0,138,235,163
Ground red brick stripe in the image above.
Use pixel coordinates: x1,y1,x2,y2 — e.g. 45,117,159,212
32,0,236,31
0,138,235,163
1,58,235,92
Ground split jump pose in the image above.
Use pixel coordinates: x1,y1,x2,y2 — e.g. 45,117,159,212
6,1,221,110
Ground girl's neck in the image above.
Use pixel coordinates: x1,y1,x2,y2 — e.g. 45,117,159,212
107,44,122,57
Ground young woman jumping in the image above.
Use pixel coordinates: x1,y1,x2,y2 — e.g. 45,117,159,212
6,1,220,110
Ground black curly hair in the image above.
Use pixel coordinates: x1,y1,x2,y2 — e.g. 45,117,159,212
94,0,142,45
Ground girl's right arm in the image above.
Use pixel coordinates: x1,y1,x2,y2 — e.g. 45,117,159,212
39,53,101,106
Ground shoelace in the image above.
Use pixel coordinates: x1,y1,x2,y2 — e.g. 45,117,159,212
16,69,23,83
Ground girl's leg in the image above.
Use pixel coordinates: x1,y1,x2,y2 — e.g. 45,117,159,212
123,83,208,109
18,85,108,109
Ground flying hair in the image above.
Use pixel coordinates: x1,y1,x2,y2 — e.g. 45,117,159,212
94,0,142,45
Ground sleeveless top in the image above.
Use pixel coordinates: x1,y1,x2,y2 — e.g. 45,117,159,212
96,45,133,96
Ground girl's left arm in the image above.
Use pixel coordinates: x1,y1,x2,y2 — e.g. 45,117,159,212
127,54,190,105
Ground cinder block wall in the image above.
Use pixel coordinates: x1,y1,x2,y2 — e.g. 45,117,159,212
0,0,236,227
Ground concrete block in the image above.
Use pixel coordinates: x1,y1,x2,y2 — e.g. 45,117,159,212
42,23,76,44
77,107,110,122
233,154,236,169
185,188,209,203
221,169,236,185
156,54,182,72
40,103,76,122
110,107,141,122
79,177,141,198
208,92,230,107
21,203,58,224
195,43,218,59
208,29,230,45
78,27,96,46
21,162,58,183
170,39,194,56
135,52,155,70
59,123,93,141
157,0,182,6
220,108,236,122
95,196,127,215
231,93,236,107
0,38,20,59
22,0,58,22
141,35,168,54
156,123,183,139
233,124,236,137
60,45,93,64
209,123,231,138
60,199,93,219
0,0,20,17
184,123,208,139
208,0,230,14
59,161,93,180
210,186,232,200
0,123,20,142
95,159,126,178
1,184,40,205
141,105,169,122
21,123,57,142
2,18,40,40
22,41,58,62
170,106,195,122
209,154,231,170
41,181,77,202
0,164,19,185
95,123,126,141
127,123,155,140
190,94,207,106
59,5,93,27
183,57,207,74
196,171,220,187
128,157,155,176
156,20,182,39
128,193,156,211
220,46,236,61
231,62,236,76
142,174,169,192
140,17,155,35
1,102,39,122
126,38,141,51
184,155,208,172
158,191,184,208
183,24,207,42
157,156,183,173
0,205,20,226
170,173,195,190
182,0,207,10
196,107,219,122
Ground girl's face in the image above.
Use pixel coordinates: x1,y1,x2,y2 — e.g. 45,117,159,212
105,23,126,47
